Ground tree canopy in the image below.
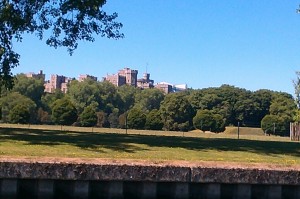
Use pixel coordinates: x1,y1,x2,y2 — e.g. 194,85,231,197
0,0,123,88
0,73,296,135
51,97,77,125
193,109,225,133
0,92,36,123
12,74,45,106
160,92,194,131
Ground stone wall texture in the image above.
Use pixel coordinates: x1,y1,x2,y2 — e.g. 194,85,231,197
0,160,300,185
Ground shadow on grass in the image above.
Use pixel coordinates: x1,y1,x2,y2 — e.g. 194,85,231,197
0,128,299,157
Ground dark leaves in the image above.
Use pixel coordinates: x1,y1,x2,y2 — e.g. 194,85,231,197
0,0,123,88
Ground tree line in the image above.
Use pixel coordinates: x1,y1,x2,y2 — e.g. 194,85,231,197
0,74,296,135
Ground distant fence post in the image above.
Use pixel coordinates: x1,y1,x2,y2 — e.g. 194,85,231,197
237,122,240,139
290,122,300,141
290,122,292,141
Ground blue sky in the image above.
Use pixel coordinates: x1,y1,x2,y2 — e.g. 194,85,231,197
12,0,300,95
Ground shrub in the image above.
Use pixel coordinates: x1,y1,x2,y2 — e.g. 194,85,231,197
261,114,288,136
193,109,225,133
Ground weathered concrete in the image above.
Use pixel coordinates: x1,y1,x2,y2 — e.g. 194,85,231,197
0,162,191,182
1,160,300,198
1,161,300,185
191,167,300,185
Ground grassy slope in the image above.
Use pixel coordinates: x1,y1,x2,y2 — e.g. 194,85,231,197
0,124,298,165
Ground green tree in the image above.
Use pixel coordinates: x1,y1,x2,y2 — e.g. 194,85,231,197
160,92,194,131
269,93,296,122
12,74,45,106
294,71,300,121
1,0,123,88
193,109,225,133
145,109,163,130
293,71,300,111
135,88,165,111
127,107,146,130
117,85,139,112
41,89,64,113
98,81,123,114
261,115,283,135
189,85,258,126
80,104,97,127
51,97,78,125
8,104,31,124
252,89,273,124
0,92,37,123
189,89,222,111
212,113,226,133
67,78,100,114
216,85,248,126
268,93,296,135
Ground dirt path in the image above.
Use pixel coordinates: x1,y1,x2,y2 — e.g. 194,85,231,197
1,156,300,171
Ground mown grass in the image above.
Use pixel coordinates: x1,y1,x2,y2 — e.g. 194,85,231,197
0,124,298,165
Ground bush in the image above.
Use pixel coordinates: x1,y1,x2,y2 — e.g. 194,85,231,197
193,109,225,133
261,114,288,136
212,113,226,132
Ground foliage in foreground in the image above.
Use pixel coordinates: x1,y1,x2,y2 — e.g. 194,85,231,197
0,0,123,88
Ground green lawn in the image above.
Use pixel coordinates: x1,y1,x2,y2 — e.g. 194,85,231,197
0,124,299,166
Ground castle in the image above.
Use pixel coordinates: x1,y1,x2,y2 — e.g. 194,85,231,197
25,68,187,94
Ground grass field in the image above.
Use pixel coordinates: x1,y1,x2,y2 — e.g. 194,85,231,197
0,124,299,166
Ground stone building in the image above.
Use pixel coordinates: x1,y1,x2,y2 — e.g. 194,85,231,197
78,74,98,82
137,73,154,89
25,70,45,80
104,67,138,87
44,74,73,93
155,82,173,94
103,73,126,87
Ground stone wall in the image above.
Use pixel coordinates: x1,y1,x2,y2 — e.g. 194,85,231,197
0,160,300,199
1,161,300,184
